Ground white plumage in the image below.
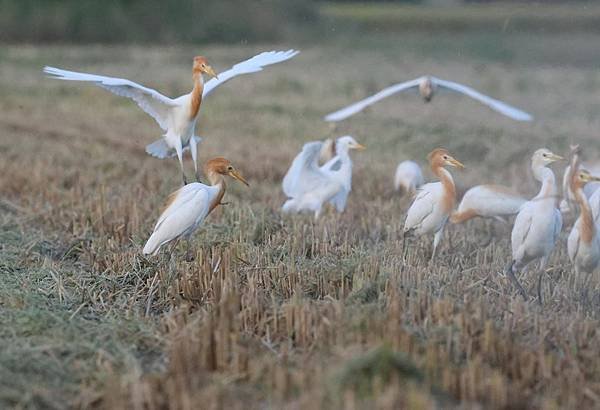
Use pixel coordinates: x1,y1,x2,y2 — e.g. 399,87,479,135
282,136,364,218
143,158,248,257
506,148,563,301
143,183,216,255
451,184,526,224
324,75,533,122
403,148,464,260
44,50,299,183
394,160,424,197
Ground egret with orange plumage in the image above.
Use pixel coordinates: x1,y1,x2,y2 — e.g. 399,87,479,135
44,50,299,184
143,158,248,258
403,148,464,260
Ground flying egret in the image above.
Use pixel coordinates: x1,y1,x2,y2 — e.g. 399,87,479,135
506,149,564,302
44,50,299,184
324,75,533,122
403,148,464,260
450,185,526,224
282,136,365,218
143,157,248,258
567,153,600,275
394,160,424,197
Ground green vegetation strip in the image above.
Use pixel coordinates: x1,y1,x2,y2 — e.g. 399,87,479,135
321,3,600,33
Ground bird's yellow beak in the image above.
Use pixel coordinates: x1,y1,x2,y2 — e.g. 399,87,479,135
229,169,249,186
447,158,465,169
548,153,565,162
205,65,218,79
352,143,366,151
583,174,600,183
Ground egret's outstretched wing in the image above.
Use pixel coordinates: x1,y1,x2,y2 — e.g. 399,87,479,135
203,50,299,97
324,78,423,122
282,141,327,198
44,66,177,130
433,77,533,121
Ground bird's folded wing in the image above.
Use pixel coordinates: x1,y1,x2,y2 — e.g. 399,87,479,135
404,182,441,229
589,190,600,225
282,141,328,198
324,78,422,122
511,204,534,247
154,183,211,231
553,209,563,242
433,77,533,121
43,66,177,130
202,49,300,98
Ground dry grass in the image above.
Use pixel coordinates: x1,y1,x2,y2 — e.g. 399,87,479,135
2,31,600,409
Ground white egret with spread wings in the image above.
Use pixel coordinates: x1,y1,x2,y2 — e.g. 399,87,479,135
324,75,533,122
282,136,365,218
44,50,299,184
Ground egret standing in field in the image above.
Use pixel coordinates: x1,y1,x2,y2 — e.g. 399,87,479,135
394,160,424,197
143,157,248,258
567,151,600,276
324,75,533,122
506,149,564,302
282,136,365,218
403,148,464,260
450,185,526,224
44,50,299,184
560,145,600,214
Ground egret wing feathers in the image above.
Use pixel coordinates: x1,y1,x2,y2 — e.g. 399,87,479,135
404,183,441,233
324,78,423,122
43,66,177,130
143,185,211,255
202,50,299,97
433,77,533,121
282,141,326,198
146,136,203,159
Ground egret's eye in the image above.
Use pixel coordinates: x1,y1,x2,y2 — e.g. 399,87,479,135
542,153,548,157
443,155,449,160
227,166,233,171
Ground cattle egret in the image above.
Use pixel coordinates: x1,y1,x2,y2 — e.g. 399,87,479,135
282,136,365,218
44,50,299,184
450,185,526,224
567,153,600,275
403,148,464,260
324,75,533,122
506,149,564,302
394,160,424,197
143,157,248,257
560,146,600,214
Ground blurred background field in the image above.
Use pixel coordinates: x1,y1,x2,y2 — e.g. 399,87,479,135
2,1,600,409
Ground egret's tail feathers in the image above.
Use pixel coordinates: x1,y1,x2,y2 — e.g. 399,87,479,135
143,233,163,255
282,199,298,214
145,136,202,159
146,139,173,159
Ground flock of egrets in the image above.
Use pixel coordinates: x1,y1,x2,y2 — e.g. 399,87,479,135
44,49,600,302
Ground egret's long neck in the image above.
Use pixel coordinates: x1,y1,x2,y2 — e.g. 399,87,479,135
206,171,226,214
190,72,204,119
533,166,557,201
573,181,595,244
433,165,456,213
